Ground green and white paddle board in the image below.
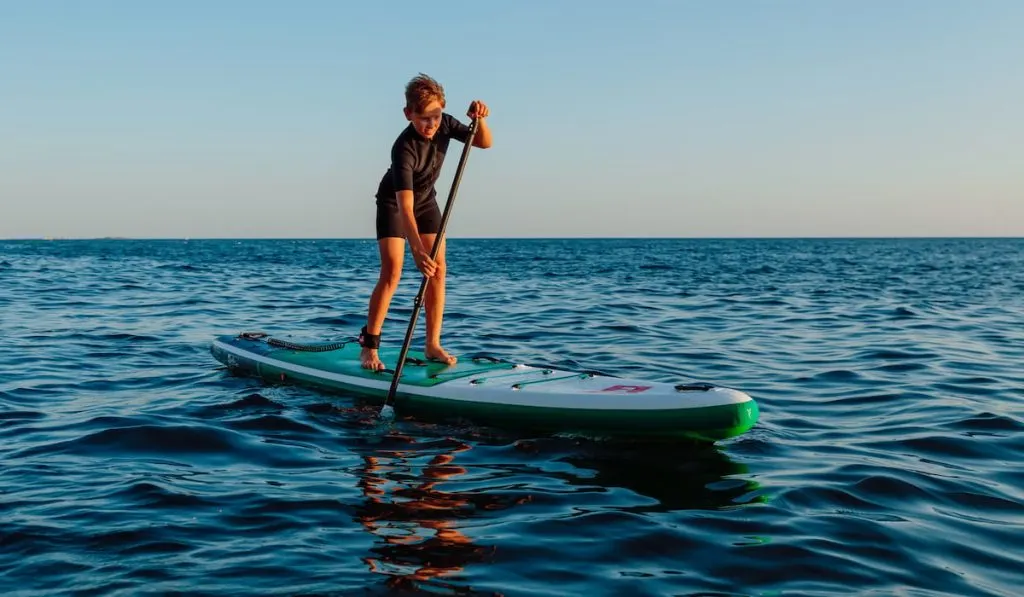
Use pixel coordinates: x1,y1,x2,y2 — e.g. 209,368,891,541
210,332,759,442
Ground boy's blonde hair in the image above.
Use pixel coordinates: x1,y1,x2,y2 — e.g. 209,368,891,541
405,73,446,113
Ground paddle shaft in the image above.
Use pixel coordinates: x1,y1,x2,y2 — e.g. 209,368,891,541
383,117,481,410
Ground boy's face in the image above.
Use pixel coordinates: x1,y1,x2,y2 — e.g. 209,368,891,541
404,99,444,139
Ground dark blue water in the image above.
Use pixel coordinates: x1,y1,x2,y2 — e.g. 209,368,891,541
2,238,1022,596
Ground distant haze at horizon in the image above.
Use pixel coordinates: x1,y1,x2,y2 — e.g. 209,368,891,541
2,1,1022,240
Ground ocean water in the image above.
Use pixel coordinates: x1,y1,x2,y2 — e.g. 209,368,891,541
1,237,1022,596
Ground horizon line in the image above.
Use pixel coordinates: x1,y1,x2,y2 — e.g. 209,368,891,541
4,235,1024,242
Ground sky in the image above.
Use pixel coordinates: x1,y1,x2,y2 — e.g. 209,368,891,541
2,0,1022,239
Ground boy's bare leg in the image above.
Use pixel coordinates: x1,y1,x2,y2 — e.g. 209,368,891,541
361,237,405,371
419,233,457,365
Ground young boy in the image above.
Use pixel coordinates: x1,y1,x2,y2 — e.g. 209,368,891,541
359,73,492,371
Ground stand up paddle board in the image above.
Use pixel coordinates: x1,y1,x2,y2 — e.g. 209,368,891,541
210,332,759,442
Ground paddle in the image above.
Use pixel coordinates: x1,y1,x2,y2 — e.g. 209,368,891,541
380,116,482,420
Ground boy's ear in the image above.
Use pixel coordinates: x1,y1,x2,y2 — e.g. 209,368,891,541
403,106,412,120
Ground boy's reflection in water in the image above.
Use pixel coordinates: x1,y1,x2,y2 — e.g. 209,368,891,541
350,430,761,593
354,435,518,594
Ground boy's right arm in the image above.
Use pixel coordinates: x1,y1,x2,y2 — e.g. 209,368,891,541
397,190,437,277
392,143,437,277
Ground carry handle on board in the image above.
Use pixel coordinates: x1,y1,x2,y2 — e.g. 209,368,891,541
380,116,482,420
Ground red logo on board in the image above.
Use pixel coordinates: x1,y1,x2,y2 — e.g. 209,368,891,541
601,384,652,393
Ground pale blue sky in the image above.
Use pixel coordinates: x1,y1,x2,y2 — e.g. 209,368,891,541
2,1,1021,239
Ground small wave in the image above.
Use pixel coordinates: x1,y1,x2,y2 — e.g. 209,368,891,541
932,381,1004,397
305,315,354,326
17,423,248,461
156,263,203,271
896,435,995,460
203,392,285,412
112,480,213,509
86,527,193,555
858,348,935,360
99,332,163,342
849,472,935,503
811,369,864,382
872,362,929,373
1,524,70,558
0,410,46,423
639,263,674,271
952,412,1022,433
226,414,324,435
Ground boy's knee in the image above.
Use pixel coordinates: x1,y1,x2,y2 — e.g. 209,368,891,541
378,269,402,291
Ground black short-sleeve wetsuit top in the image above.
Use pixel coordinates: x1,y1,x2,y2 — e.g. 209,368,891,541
374,113,473,239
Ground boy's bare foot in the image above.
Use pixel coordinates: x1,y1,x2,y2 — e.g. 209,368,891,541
425,344,457,366
360,347,384,371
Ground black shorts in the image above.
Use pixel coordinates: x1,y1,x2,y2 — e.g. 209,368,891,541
375,198,441,240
